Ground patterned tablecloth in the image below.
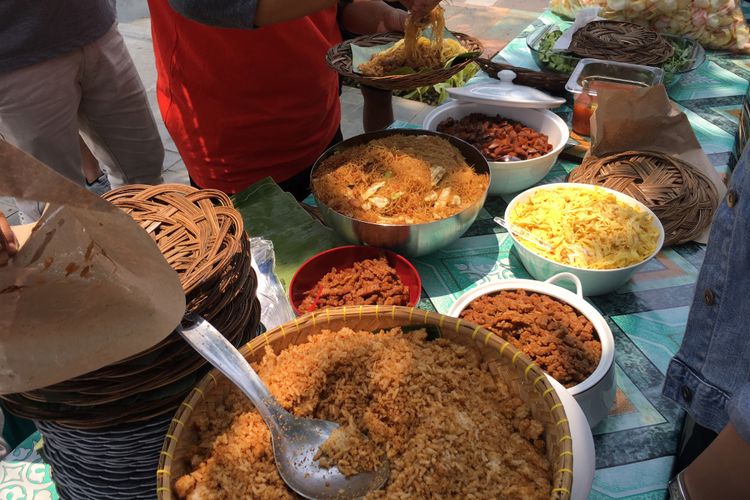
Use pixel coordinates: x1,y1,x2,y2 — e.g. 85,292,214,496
3,10,749,500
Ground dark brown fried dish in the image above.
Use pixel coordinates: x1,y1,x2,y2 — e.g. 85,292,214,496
460,290,600,387
437,114,553,161
300,257,410,312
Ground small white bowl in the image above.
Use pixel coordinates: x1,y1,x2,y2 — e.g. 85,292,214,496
422,101,569,195
448,272,616,428
505,183,665,296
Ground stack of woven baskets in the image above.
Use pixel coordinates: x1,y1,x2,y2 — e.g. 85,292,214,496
1,184,260,499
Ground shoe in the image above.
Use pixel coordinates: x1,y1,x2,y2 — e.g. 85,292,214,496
85,173,112,196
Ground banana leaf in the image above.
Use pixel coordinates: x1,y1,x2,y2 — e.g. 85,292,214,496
232,178,344,291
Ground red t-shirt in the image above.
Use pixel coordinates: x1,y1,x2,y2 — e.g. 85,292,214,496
147,1,342,193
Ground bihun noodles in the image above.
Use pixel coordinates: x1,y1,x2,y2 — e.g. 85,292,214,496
312,134,489,224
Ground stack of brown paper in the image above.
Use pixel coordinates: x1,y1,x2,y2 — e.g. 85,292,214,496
0,141,185,394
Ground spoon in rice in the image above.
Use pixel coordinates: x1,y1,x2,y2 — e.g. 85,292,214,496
177,314,390,499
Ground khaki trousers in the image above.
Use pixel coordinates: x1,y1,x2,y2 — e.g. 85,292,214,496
0,25,164,222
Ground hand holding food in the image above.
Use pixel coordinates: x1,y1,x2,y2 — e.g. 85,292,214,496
399,0,443,21
0,213,19,264
358,5,468,76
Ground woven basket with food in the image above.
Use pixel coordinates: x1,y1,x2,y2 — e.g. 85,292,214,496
326,7,483,91
527,20,705,86
157,306,575,499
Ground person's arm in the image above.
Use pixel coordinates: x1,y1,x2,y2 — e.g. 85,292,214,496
340,0,407,34
681,384,750,498
168,0,439,29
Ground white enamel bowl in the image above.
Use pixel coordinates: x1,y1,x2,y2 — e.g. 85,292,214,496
448,272,616,429
422,101,569,195
505,183,665,296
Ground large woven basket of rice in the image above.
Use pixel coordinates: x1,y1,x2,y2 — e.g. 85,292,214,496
157,306,575,499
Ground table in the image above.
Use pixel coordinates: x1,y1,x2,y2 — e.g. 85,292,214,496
388,11,750,498
3,10,750,500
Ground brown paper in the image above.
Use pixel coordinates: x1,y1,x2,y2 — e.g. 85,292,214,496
590,84,727,243
0,141,185,394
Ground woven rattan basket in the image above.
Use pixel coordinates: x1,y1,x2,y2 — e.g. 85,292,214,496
158,306,574,499
477,58,568,96
568,20,673,66
568,151,719,246
326,31,483,91
1,184,261,427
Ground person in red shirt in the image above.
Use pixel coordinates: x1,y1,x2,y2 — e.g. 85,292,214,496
148,0,439,199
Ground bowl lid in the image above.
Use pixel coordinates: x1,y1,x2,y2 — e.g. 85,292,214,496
447,70,566,109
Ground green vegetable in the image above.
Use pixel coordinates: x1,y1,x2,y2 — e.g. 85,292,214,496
537,29,696,76
537,30,578,74
661,40,694,74
396,61,480,105
445,51,482,67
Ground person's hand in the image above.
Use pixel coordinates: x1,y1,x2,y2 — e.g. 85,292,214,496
383,6,408,32
0,213,19,265
399,0,442,22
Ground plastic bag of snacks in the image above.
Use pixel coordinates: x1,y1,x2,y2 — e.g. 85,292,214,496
549,0,750,53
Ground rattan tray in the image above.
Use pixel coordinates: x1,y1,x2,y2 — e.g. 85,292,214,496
568,20,674,66
326,31,483,91
476,58,568,96
568,151,719,246
157,306,574,500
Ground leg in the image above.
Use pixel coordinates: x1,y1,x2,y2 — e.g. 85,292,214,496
78,27,164,185
80,135,112,195
674,415,718,473
79,135,103,183
360,85,394,132
0,52,84,222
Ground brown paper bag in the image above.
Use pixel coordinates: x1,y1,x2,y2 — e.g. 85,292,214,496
590,85,727,243
0,141,185,394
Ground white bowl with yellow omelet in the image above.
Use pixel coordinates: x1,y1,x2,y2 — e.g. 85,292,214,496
505,183,665,296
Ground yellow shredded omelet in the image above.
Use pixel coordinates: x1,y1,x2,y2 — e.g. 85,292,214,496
509,185,660,270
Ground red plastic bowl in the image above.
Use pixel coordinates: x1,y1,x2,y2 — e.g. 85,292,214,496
289,246,422,315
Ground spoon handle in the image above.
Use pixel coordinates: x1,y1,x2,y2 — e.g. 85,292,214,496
493,216,553,251
177,313,288,427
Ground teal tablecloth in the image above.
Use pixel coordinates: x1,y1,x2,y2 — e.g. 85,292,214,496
3,10,749,500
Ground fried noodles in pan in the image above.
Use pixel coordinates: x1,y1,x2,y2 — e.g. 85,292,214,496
312,135,488,225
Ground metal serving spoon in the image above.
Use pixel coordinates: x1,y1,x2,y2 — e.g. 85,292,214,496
498,155,522,162
494,216,554,252
177,314,389,499
494,216,589,264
